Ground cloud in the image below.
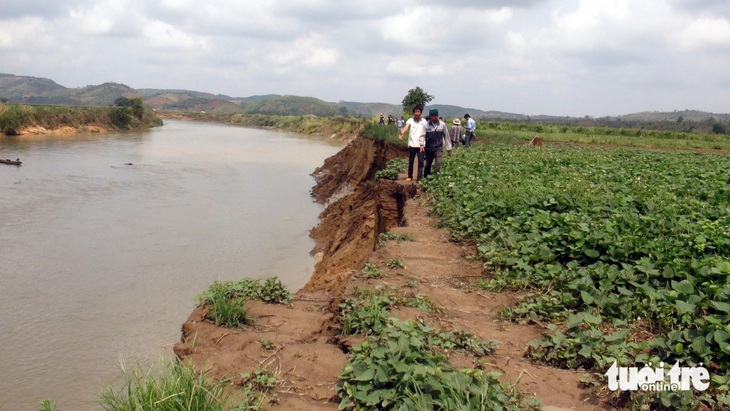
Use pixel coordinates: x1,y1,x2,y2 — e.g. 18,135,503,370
677,17,730,50
385,59,447,77
669,0,730,18
0,0,71,18
265,32,338,71
1,0,729,116
0,17,55,51
141,20,208,50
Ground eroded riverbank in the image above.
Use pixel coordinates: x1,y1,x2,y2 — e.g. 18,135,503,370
173,135,600,410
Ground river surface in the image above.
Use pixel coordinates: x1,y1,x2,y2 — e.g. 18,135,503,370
0,120,342,410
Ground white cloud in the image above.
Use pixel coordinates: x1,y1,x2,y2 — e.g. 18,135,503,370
678,17,730,50
1,0,729,116
142,20,208,50
385,59,447,77
265,33,338,71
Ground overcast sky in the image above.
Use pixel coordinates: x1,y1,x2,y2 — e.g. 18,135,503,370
1,0,729,117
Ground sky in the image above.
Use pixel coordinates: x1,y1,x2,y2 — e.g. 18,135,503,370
1,0,729,117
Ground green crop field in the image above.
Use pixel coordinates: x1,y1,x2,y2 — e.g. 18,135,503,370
424,145,730,409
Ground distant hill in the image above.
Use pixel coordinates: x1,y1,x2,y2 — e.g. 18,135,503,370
1,74,728,127
618,110,730,123
0,73,547,119
0,74,139,106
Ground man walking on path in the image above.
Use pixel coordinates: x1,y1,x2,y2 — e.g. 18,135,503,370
464,113,477,147
424,108,452,178
399,106,427,182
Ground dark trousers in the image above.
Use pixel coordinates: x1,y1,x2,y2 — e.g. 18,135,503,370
424,149,443,178
465,131,475,147
407,147,424,181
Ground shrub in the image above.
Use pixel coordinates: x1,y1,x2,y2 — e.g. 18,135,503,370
196,277,292,328
207,293,252,328
338,319,526,411
361,262,383,279
196,277,292,307
98,360,260,411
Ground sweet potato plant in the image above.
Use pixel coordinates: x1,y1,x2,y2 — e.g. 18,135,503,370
424,145,730,409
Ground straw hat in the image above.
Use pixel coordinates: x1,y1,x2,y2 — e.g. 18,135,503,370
453,118,461,125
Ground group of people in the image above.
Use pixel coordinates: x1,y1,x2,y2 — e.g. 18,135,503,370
379,113,399,126
398,106,477,183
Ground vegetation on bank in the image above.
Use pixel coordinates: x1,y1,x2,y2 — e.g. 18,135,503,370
41,359,274,411
422,145,730,409
374,158,408,180
361,116,730,151
196,277,292,329
159,111,364,140
335,286,537,410
0,99,162,135
163,106,730,151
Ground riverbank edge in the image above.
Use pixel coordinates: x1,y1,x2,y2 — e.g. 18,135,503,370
0,103,163,136
172,125,596,409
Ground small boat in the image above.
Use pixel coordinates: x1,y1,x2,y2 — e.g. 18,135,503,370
1,158,22,165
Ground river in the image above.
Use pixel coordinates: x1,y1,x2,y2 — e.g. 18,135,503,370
0,120,342,410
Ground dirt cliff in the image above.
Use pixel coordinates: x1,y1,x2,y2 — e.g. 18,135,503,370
306,137,414,294
173,136,597,410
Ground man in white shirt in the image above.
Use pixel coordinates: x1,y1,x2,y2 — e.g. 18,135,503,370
398,106,427,182
464,113,477,147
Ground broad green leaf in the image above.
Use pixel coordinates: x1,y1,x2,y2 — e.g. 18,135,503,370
353,367,376,381
565,314,584,330
583,312,602,325
675,300,696,314
616,286,633,296
603,329,629,342
578,344,592,358
580,291,595,305
671,279,695,295
584,249,600,258
711,301,730,313
714,329,730,344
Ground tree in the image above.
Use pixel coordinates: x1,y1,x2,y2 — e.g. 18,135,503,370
114,97,145,120
114,97,133,107
401,86,434,116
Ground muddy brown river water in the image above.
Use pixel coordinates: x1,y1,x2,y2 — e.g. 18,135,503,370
0,120,342,410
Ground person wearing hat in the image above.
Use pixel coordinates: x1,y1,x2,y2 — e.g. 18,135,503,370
450,118,463,148
398,106,427,182
463,113,477,147
423,108,452,178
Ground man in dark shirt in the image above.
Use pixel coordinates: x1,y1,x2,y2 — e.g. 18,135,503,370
423,108,452,178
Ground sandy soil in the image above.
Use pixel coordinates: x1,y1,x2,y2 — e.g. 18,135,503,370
173,137,610,410
18,125,109,135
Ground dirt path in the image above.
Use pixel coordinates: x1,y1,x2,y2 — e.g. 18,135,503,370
174,138,609,410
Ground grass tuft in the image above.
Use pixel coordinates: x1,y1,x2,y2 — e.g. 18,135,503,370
98,359,262,411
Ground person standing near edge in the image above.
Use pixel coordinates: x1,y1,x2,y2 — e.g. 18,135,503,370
398,106,427,182
424,108,452,178
464,113,477,147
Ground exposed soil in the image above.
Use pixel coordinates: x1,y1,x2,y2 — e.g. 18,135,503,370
173,137,609,410
18,125,110,135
